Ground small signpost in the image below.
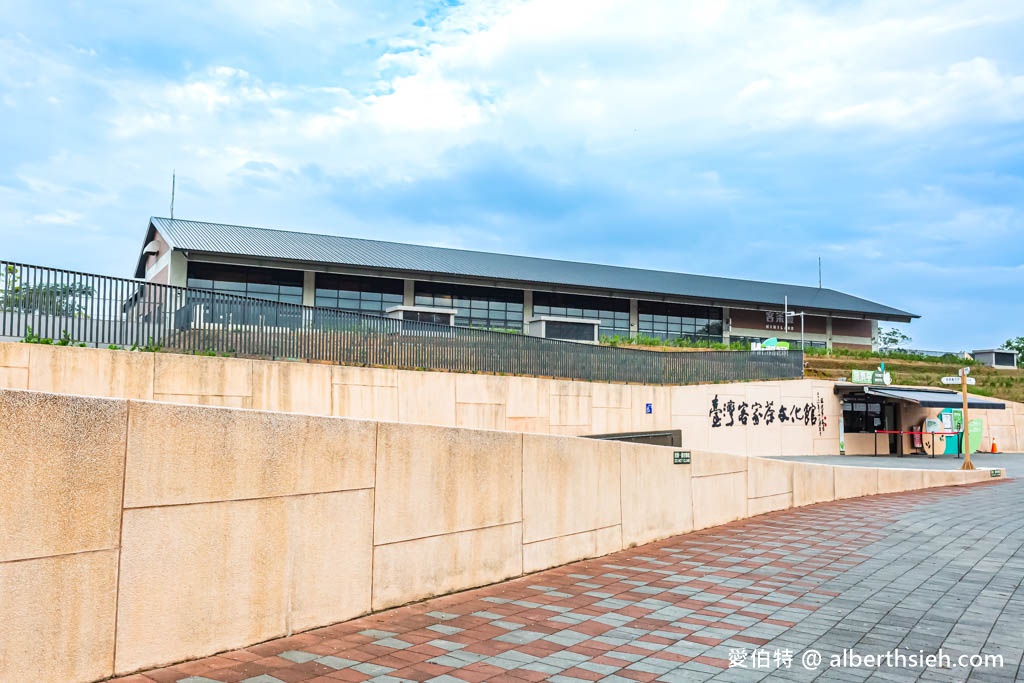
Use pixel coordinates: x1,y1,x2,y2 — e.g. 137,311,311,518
941,376,975,385
673,451,691,465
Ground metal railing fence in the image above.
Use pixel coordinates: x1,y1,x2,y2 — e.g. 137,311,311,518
0,261,804,385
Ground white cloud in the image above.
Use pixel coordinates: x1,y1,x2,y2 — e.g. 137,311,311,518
360,0,1024,144
21,0,1019,202
2,0,1024,350
31,209,82,225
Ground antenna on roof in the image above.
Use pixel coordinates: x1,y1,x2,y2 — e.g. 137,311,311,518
818,256,822,288
170,170,176,220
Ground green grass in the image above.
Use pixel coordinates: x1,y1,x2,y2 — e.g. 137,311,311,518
600,334,751,351
803,346,976,365
804,354,1024,404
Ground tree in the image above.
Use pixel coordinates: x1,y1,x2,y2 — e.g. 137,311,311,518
877,326,912,351
1001,337,1024,356
1,265,95,316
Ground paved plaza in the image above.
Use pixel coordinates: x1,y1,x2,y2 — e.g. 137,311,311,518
112,479,1024,683
774,453,1021,472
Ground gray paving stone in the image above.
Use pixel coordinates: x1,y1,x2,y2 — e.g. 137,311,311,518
352,662,395,676
359,629,398,638
373,637,413,649
471,610,505,620
578,660,622,675
426,611,459,620
495,629,546,644
316,655,360,669
520,661,569,674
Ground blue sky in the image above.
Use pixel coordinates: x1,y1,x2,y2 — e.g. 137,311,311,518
2,0,1023,351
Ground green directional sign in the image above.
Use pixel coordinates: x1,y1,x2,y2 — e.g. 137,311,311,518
673,451,691,465
851,369,891,384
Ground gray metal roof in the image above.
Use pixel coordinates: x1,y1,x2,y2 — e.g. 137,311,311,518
864,387,1005,409
138,217,917,321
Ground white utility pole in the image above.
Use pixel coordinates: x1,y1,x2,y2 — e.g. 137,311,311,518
785,298,806,350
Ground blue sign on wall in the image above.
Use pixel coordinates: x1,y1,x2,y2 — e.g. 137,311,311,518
645,403,653,414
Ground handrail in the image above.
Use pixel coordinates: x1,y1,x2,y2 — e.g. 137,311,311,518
0,259,805,385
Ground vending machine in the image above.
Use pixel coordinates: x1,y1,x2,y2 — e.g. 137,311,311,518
939,408,963,456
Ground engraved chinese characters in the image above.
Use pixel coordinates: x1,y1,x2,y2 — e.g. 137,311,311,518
710,393,827,436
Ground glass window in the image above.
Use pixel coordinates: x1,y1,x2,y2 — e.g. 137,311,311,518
843,400,884,433
404,310,450,324
187,263,305,328
637,301,724,343
533,292,630,339
546,321,595,342
314,273,404,315
415,282,524,332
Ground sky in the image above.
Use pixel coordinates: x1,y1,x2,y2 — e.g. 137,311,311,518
1,0,1023,351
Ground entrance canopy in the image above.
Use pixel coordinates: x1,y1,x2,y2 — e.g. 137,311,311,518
855,386,1005,410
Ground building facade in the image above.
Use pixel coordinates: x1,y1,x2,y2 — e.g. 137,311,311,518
136,217,917,349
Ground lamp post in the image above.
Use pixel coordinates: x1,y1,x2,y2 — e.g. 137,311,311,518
785,305,806,350
961,366,974,470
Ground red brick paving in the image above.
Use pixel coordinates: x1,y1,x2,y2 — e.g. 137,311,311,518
108,483,1002,683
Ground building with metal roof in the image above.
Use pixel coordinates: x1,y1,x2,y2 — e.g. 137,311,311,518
136,217,917,349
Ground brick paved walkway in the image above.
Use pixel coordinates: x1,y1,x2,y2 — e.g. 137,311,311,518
112,479,1024,683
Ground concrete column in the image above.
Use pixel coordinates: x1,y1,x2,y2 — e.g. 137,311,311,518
826,316,833,350
168,252,188,288
629,299,639,337
301,271,316,328
871,319,879,352
721,306,731,344
302,271,315,307
523,289,534,319
403,279,415,306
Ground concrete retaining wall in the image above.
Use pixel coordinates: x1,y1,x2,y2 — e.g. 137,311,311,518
0,342,869,455
6,343,1021,455
0,387,1006,683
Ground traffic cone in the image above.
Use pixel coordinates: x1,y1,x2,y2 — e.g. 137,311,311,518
991,439,999,454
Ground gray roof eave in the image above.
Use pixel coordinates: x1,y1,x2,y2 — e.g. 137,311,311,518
149,217,918,321
177,247,917,322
